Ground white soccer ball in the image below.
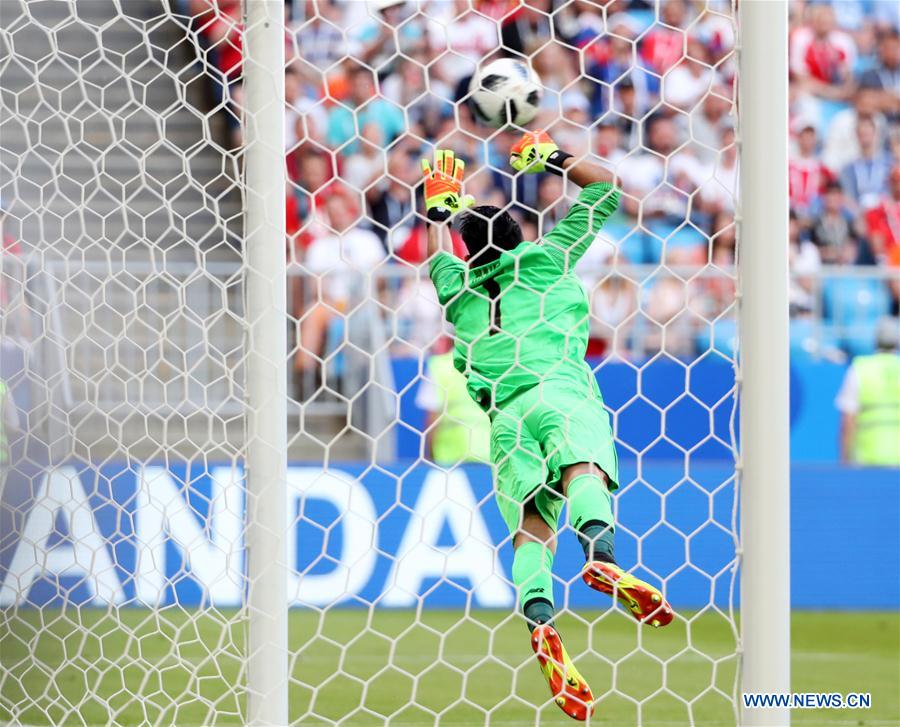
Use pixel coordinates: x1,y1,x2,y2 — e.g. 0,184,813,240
468,58,543,128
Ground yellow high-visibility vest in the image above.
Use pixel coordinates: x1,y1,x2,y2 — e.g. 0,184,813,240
427,353,491,465
853,352,900,467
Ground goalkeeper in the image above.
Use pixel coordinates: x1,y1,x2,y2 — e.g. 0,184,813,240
421,131,674,721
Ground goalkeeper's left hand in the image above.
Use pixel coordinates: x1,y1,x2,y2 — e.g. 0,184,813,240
421,149,475,223
509,129,565,174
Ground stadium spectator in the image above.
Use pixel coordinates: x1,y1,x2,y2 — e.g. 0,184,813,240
415,336,491,465
790,3,857,102
857,28,900,121
588,274,638,357
284,66,310,152
683,84,733,164
193,0,243,81
366,149,421,252
292,0,344,74
499,0,554,56
295,192,387,385
532,42,580,111
340,123,386,194
864,165,900,261
326,63,405,155
790,119,834,219
604,77,644,150
382,55,454,133
695,3,736,69
662,37,719,112
617,115,707,263
585,16,658,120
191,0,244,146
811,180,860,263
835,316,900,466
640,0,689,75
888,245,900,316
178,0,898,361
823,83,889,172
550,91,592,158
635,275,697,359
426,0,499,86
348,0,426,80
699,125,739,217
789,210,823,312
840,116,894,212
710,210,737,266
292,150,335,249
592,122,627,168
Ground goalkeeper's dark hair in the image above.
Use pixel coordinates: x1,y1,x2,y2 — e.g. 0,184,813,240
457,206,523,267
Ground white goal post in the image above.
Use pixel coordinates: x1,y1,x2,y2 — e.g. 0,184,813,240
737,1,791,725
243,1,288,724
0,0,790,724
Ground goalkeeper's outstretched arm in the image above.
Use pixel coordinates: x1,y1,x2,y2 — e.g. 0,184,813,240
510,129,620,270
509,129,616,188
420,149,475,260
557,154,615,188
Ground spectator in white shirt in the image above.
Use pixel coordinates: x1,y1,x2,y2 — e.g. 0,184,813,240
823,84,888,172
682,84,733,164
617,115,708,262
427,0,499,86
295,193,387,379
662,37,719,112
699,125,739,215
789,210,822,312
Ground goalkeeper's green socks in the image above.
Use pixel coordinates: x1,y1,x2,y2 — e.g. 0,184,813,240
568,474,616,563
512,541,555,631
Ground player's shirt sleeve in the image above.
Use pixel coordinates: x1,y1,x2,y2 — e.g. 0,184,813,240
542,182,620,272
428,251,466,309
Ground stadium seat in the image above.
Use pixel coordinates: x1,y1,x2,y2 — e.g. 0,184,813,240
821,277,890,355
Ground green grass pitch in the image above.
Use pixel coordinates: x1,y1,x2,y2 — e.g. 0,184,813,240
1,609,897,725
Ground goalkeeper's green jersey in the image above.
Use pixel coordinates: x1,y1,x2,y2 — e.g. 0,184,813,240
429,182,620,411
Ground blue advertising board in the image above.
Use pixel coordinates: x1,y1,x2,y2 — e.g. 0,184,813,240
2,459,896,610
393,356,850,463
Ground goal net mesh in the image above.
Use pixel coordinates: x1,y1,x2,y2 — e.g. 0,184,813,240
0,0,740,724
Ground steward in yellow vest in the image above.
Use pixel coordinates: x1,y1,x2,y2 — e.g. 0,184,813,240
417,351,491,465
836,319,900,467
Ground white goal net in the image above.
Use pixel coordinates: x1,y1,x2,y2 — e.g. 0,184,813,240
1,0,742,724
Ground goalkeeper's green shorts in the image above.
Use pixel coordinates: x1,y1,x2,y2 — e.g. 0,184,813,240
490,375,619,536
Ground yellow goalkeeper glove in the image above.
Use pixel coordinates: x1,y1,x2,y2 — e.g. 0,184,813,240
421,149,476,223
509,129,572,175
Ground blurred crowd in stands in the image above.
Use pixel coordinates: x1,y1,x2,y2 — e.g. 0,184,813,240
183,0,899,379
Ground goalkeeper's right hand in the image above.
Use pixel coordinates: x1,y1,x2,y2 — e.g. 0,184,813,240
509,129,565,174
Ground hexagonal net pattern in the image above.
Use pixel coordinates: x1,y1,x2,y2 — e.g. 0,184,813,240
0,0,741,725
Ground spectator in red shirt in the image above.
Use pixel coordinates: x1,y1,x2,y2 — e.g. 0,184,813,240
640,0,689,74
195,0,243,81
865,166,900,261
790,3,856,101
191,0,244,146
789,120,834,219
